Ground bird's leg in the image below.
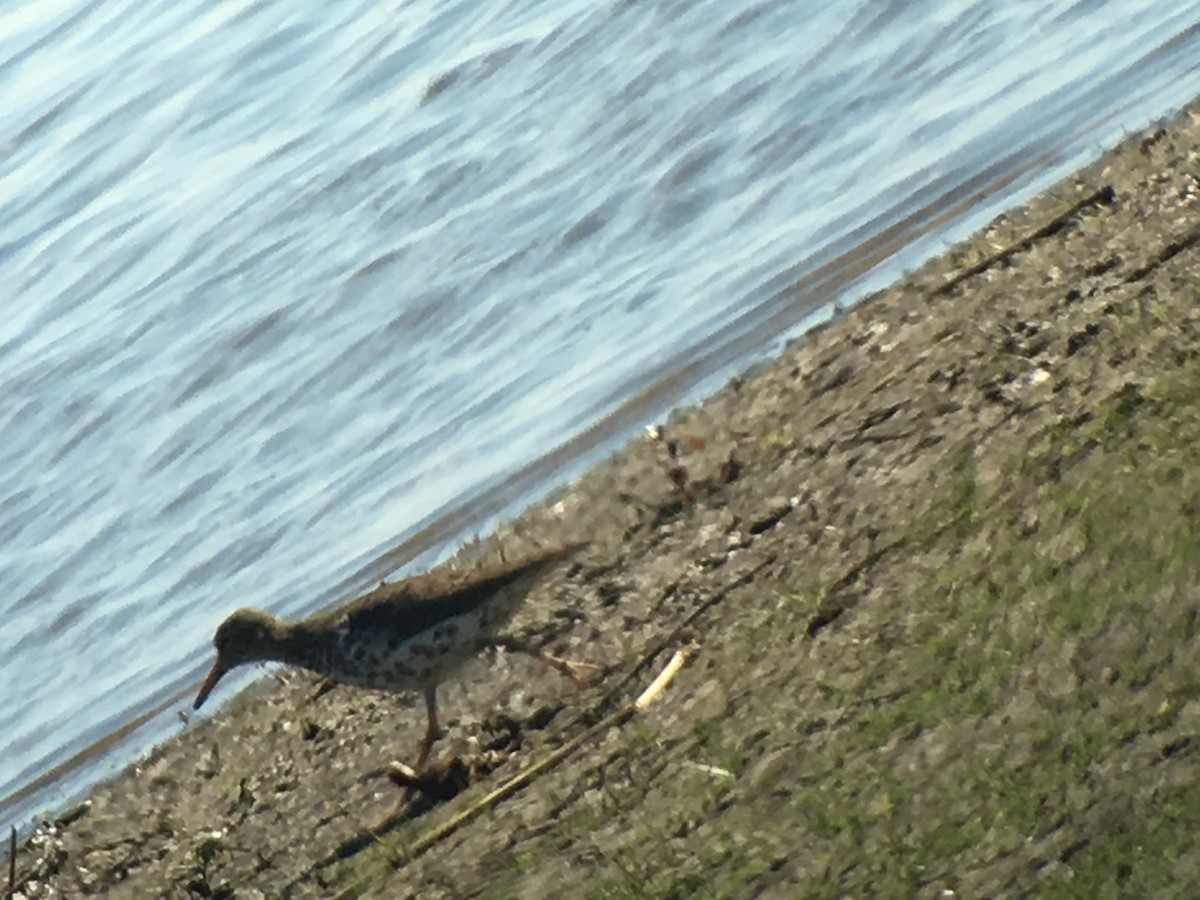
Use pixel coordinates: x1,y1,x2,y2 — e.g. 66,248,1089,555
414,684,441,773
493,637,599,690
532,651,599,690
303,677,337,706
375,686,442,824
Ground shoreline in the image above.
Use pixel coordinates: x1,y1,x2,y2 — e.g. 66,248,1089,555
9,102,1200,897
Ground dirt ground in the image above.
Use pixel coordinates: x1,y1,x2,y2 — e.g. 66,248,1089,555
9,104,1200,899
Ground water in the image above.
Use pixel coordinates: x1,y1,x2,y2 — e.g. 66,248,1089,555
1,0,1198,831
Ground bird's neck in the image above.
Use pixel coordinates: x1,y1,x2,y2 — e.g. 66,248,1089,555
264,620,329,672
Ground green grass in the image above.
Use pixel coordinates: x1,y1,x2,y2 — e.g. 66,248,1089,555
364,323,1200,898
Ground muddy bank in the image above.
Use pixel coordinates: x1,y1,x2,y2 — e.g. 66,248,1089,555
9,104,1200,898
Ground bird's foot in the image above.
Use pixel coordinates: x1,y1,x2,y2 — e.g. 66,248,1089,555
537,653,600,690
387,749,513,800
491,636,600,689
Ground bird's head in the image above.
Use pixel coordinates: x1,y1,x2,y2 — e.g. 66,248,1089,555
193,607,282,710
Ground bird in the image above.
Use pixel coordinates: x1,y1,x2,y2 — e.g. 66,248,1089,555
193,542,594,772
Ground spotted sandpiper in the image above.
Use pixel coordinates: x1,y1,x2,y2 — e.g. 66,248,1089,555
194,543,594,771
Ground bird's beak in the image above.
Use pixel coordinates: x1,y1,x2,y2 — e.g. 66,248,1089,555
194,659,226,710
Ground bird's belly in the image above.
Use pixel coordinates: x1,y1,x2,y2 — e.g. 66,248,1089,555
328,609,486,691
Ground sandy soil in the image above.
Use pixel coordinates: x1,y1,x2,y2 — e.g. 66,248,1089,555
8,103,1200,899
